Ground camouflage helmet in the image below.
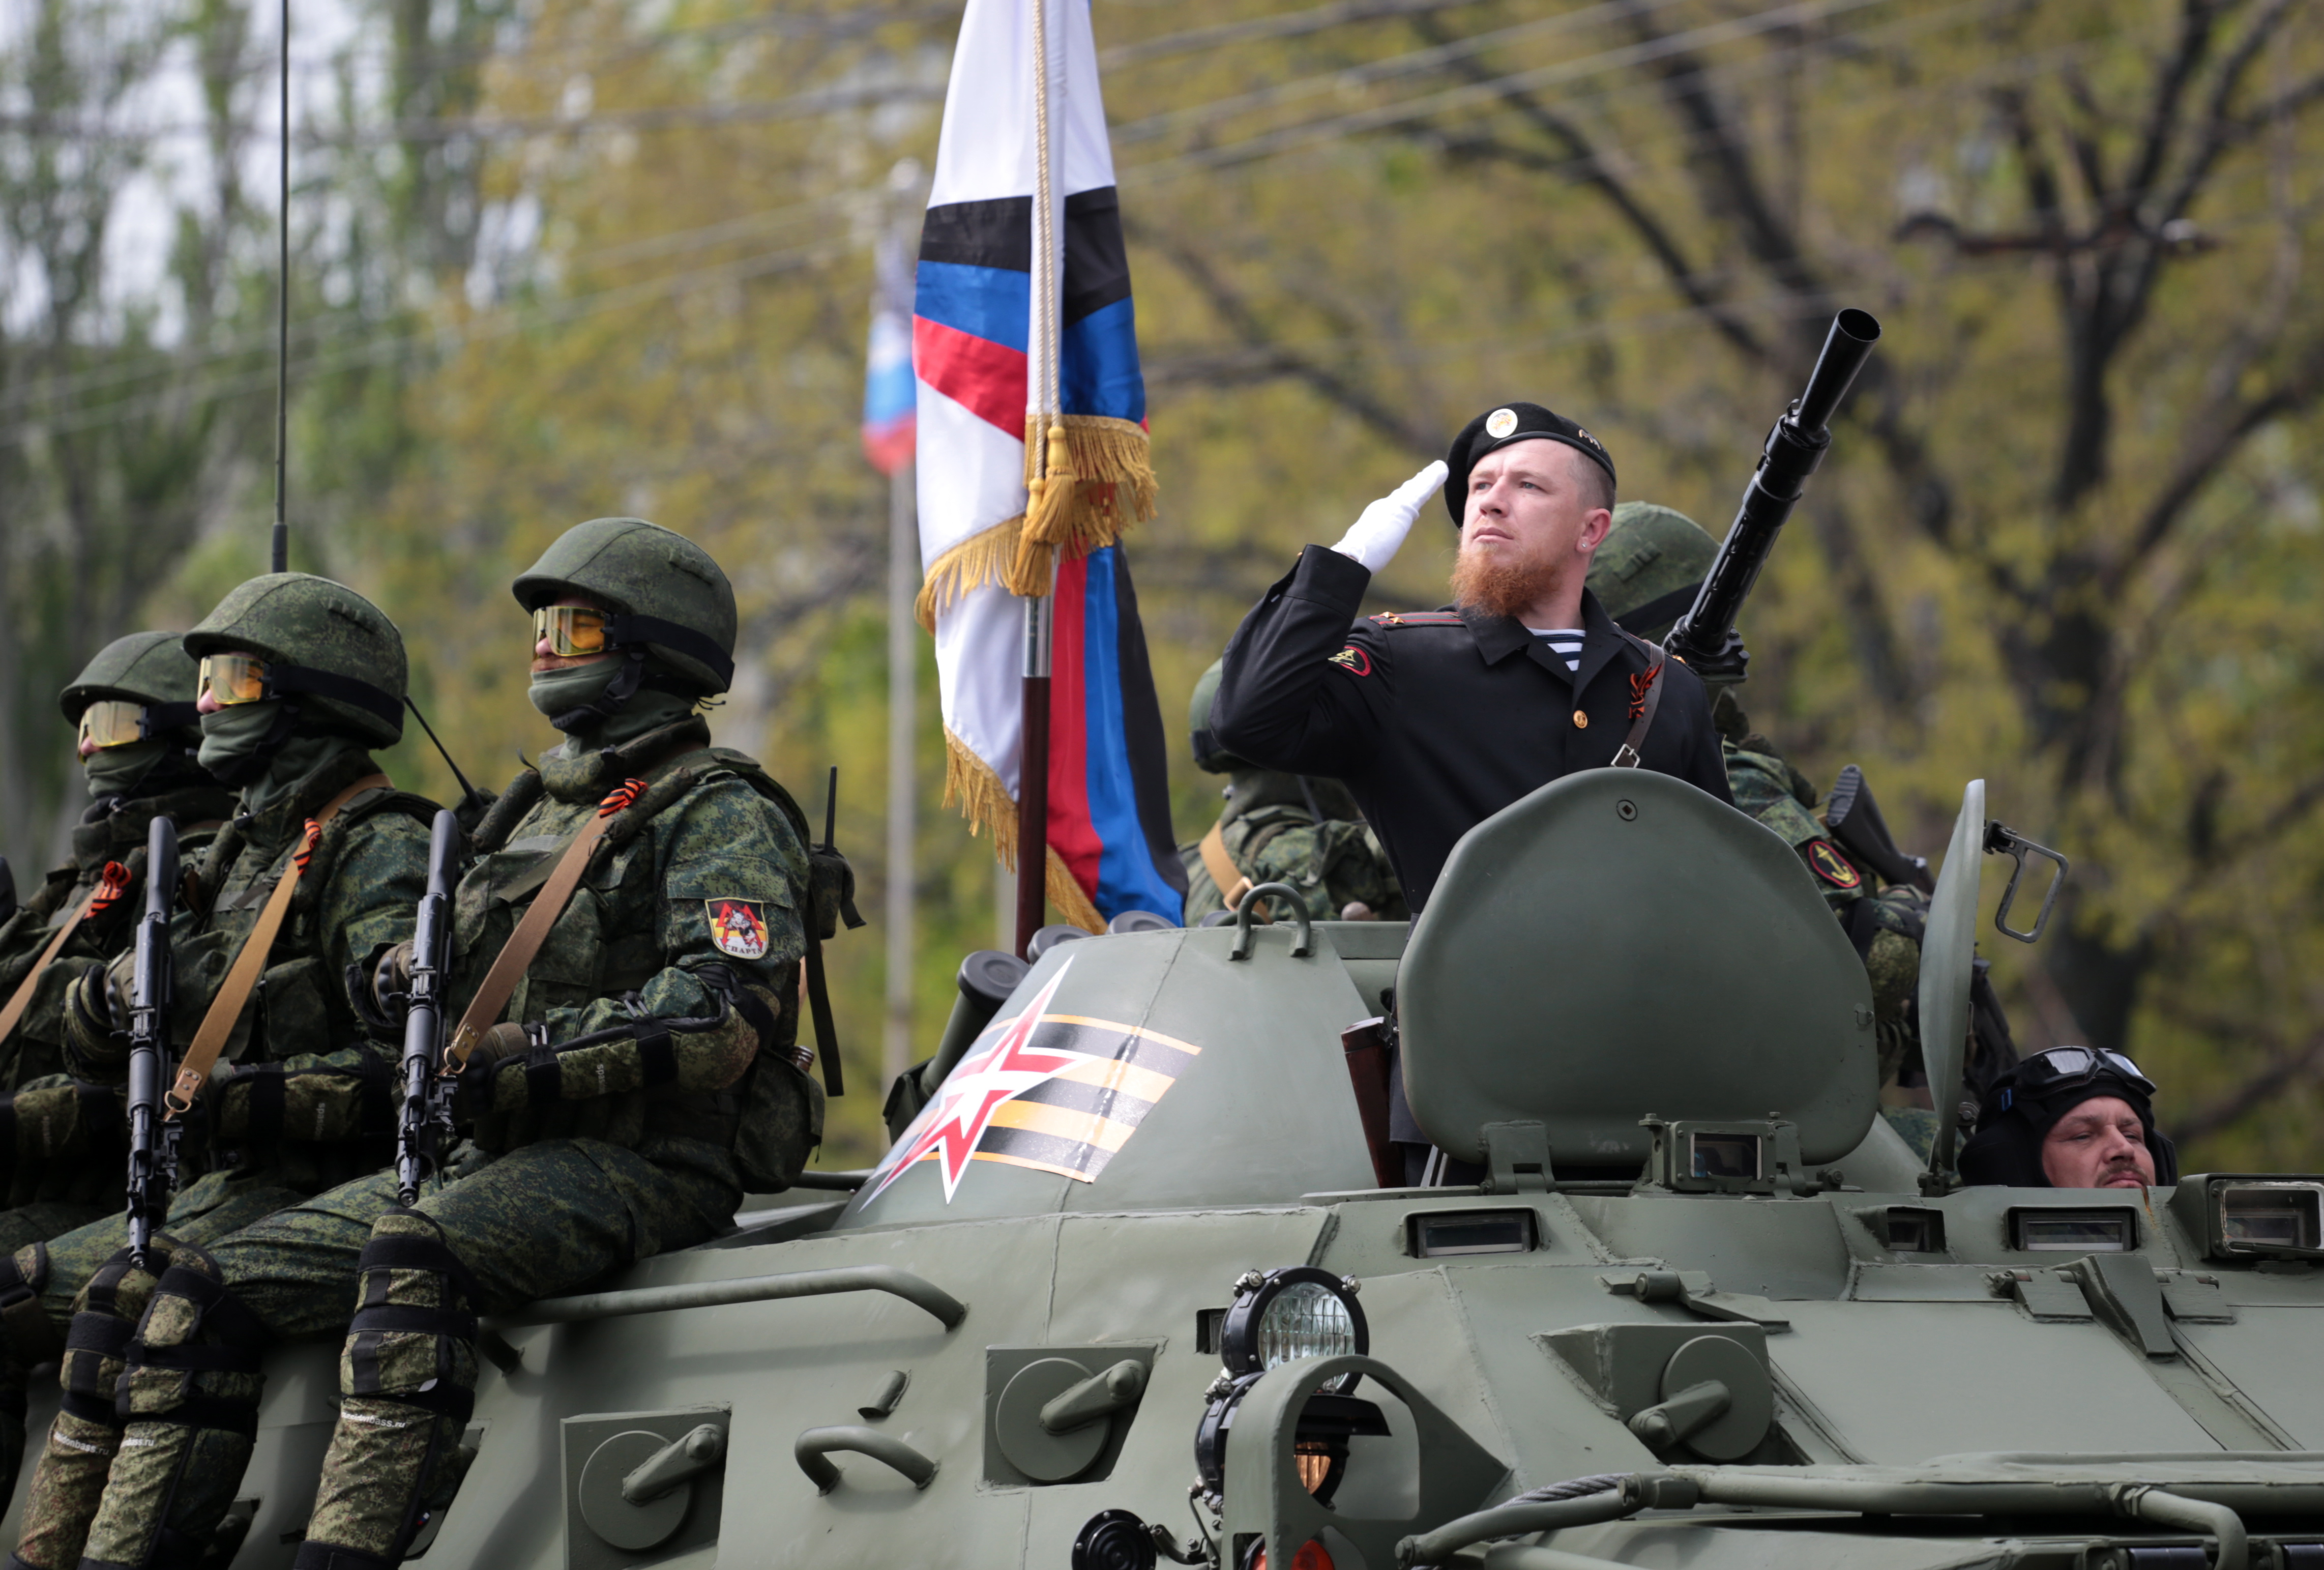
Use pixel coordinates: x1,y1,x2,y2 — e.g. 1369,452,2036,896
58,631,202,737
510,518,738,695
1587,501,1719,642
1189,659,1249,774
182,574,407,748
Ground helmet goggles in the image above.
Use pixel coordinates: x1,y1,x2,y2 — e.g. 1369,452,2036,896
1995,1045,2156,1114
198,653,273,708
78,700,157,750
532,605,613,658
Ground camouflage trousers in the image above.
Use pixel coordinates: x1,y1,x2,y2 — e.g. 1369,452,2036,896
0,1174,306,1502
13,1135,738,1570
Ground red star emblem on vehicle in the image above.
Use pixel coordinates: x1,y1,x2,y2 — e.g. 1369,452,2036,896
864,961,1089,1203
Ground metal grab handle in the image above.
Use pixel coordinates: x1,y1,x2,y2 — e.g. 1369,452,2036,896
1230,882,1313,961
795,1426,938,1494
1984,820,2069,943
500,1265,965,1329
623,1422,726,1505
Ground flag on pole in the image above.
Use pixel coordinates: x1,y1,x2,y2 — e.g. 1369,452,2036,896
861,227,918,476
911,0,1183,929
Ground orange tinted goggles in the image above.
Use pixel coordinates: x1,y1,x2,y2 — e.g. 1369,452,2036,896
198,653,271,707
77,700,151,750
533,605,612,657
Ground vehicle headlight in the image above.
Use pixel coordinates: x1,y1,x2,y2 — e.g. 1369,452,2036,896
1219,1267,1367,1379
1194,1267,1382,1514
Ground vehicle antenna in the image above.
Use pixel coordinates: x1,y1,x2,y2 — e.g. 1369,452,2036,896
403,695,482,809
270,0,290,575
823,766,839,851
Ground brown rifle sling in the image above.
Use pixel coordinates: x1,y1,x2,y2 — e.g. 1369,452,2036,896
163,774,391,1116
0,860,136,1048
442,778,644,1070
1197,818,1253,915
1610,639,1669,769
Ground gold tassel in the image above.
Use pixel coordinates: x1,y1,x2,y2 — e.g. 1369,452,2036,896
916,515,1023,631
940,727,1105,935
1003,414,1160,597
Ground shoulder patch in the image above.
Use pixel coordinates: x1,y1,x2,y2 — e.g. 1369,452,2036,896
1805,840,1862,891
1369,611,1463,628
706,897,771,957
1328,645,1372,677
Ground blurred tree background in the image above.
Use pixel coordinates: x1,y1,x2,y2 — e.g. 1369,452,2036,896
6,0,2322,1170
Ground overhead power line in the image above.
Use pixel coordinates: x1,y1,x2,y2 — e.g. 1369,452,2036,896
0,0,2171,438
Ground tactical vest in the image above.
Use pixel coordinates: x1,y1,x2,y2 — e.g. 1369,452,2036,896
175,770,438,1184
456,744,851,1189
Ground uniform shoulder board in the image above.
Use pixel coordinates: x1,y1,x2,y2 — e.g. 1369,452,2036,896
1369,610,1464,628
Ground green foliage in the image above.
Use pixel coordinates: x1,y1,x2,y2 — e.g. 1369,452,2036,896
13,0,2324,1173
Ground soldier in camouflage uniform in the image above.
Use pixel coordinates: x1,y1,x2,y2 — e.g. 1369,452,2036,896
0,635,237,1228
11,519,826,1570
1584,503,1997,1151
0,636,238,1489
2,576,437,1568
1180,661,1405,923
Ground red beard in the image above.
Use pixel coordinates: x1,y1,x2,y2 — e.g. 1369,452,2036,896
1450,539,1562,620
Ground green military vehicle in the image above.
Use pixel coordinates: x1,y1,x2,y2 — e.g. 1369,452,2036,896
6,766,2318,1569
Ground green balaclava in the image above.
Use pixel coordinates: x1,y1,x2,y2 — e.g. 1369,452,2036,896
199,704,356,816
61,630,211,804
181,573,407,791
528,659,698,749
511,517,739,749
82,741,170,801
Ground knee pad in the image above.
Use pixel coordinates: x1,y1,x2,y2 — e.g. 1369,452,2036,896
0,1242,61,1367
343,1211,481,1424
56,1249,157,1431
117,1246,267,1437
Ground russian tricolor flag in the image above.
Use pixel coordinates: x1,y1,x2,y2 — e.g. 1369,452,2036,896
913,0,1184,928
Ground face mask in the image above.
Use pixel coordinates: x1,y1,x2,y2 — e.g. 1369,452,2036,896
82,739,168,801
528,660,625,730
197,702,287,787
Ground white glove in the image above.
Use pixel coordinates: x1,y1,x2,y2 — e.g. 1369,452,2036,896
1331,460,1449,575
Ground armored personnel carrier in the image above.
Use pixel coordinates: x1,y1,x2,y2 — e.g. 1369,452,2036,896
9,767,2321,1569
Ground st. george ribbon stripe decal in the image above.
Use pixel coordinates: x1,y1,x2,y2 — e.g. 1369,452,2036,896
892,1013,1197,1189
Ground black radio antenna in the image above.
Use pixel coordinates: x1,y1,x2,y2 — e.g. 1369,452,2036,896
270,0,290,574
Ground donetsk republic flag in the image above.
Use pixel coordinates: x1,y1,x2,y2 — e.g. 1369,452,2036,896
911,0,1185,929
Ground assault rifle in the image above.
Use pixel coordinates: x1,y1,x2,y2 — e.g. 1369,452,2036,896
398,809,463,1206
1662,308,1882,684
125,817,179,1269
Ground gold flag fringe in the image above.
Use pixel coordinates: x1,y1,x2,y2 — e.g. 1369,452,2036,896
1005,414,1159,597
941,728,1105,933
915,514,1023,632
915,416,1159,621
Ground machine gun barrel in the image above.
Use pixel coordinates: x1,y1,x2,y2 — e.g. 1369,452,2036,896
398,809,462,1206
1663,308,1881,683
126,817,179,1268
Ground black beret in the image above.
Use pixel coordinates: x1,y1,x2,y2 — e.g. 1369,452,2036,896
1443,401,1617,526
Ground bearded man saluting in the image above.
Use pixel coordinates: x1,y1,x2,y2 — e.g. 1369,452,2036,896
1210,402,1731,915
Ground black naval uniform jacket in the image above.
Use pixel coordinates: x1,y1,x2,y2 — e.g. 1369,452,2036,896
1212,544,1733,913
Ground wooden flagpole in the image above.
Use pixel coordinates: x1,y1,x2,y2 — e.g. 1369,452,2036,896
1014,0,1057,959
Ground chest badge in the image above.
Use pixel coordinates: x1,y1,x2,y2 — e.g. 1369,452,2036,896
707,898,771,958
1806,841,1862,890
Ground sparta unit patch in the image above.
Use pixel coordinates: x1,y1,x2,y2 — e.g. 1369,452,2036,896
1806,841,1862,890
707,898,770,958
1328,645,1372,677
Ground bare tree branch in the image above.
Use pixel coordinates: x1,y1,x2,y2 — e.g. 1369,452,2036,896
1128,216,1440,456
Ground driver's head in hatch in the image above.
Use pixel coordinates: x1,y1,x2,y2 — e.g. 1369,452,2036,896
1957,1046,2178,1189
